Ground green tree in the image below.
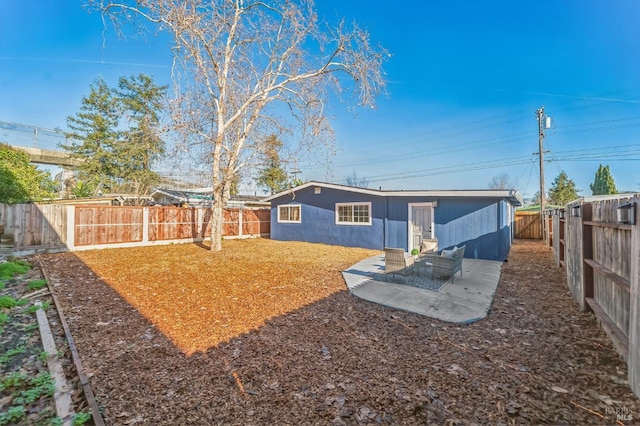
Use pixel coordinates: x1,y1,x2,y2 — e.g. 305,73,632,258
590,164,618,195
0,144,57,204
63,74,167,202
115,74,167,201
255,135,289,195
64,77,120,194
71,180,95,198
548,171,580,206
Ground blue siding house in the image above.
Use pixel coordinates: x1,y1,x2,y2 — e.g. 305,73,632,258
265,182,523,261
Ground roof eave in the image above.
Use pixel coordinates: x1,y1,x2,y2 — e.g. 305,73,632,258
265,181,524,205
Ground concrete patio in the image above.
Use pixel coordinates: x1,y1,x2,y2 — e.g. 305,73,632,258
342,254,503,323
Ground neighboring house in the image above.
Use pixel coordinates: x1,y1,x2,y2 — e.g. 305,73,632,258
151,188,269,208
152,188,212,207
47,194,154,206
265,181,523,261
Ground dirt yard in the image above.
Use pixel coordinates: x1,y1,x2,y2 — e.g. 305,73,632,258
37,239,638,425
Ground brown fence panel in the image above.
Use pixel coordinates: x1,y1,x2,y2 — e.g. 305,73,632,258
149,207,199,241
75,206,143,246
2,204,271,250
590,198,632,343
557,195,640,398
0,204,67,249
514,211,541,239
223,209,240,236
564,206,584,307
200,209,212,238
242,208,270,236
37,204,68,248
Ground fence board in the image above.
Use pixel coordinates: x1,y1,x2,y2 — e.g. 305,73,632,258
556,195,640,398
514,211,541,239
149,207,199,241
242,209,270,235
75,206,144,246
0,204,67,249
223,209,240,236
1,204,271,251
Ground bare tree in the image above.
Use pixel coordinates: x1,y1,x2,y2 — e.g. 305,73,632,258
488,173,515,190
95,0,388,251
345,171,370,188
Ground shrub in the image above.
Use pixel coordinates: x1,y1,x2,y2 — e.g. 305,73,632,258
0,260,31,280
27,279,47,291
0,296,17,309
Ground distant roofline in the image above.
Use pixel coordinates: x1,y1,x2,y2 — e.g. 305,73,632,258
265,181,523,206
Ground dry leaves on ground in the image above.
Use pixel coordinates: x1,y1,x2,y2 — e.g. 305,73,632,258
37,239,639,425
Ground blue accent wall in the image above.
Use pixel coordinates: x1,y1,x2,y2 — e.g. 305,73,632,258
270,186,385,250
269,186,517,261
433,198,513,261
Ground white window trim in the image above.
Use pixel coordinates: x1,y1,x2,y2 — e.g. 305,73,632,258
335,202,372,226
277,204,301,223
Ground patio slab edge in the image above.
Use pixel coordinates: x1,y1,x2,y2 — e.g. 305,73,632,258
342,255,502,324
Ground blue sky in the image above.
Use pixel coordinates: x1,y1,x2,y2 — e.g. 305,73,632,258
2,1,640,198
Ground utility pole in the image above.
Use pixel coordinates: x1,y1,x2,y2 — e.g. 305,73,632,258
536,106,547,241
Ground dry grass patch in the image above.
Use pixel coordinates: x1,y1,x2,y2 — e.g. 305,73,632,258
74,239,378,354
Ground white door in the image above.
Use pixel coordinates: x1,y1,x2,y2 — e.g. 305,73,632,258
411,206,433,249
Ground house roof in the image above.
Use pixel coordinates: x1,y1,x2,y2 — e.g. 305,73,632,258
152,188,212,203
265,181,524,206
570,193,640,204
151,188,269,206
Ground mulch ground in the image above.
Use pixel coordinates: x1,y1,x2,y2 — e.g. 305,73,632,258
37,239,639,425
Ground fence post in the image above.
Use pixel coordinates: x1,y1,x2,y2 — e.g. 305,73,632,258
197,208,203,239
581,202,593,310
142,207,149,243
65,205,75,251
238,209,243,237
629,197,640,398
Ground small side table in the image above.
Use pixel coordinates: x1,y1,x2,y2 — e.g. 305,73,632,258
413,256,433,278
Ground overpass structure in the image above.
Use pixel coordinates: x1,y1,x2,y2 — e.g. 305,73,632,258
11,146,82,167
0,120,81,167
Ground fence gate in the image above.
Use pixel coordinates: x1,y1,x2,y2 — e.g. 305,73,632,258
514,211,542,239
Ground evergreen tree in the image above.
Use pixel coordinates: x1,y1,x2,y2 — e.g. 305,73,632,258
64,77,120,194
255,135,289,194
548,171,580,206
115,74,167,200
0,144,57,204
590,164,618,195
63,75,167,201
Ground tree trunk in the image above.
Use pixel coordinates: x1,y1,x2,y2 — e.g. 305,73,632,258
209,186,224,252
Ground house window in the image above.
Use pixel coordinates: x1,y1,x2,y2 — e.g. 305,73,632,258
278,204,301,223
336,202,371,225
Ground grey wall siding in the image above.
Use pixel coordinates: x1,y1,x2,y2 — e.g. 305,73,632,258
270,186,385,249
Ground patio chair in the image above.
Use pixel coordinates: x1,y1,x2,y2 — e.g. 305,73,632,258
424,245,465,283
420,238,438,254
384,247,415,279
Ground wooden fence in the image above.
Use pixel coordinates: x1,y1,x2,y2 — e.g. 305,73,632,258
550,195,640,399
514,211,542,239
0,204,270,252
